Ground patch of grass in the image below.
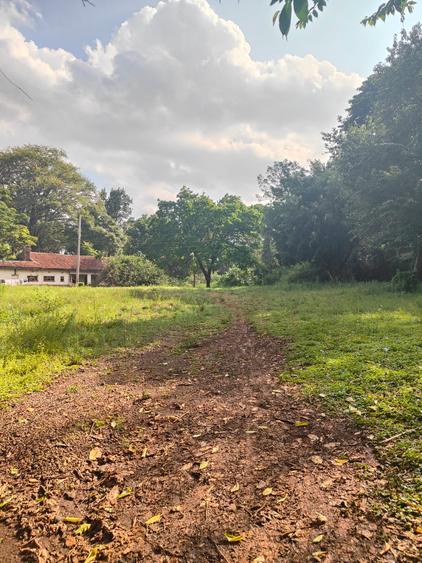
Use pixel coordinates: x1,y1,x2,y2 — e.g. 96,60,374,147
0,286,230,404
238,282,422,509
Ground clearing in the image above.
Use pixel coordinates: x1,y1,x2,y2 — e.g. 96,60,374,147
0,288,420,561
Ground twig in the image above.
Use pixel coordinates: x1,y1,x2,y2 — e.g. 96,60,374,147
380,429,416,444
211,539,230,563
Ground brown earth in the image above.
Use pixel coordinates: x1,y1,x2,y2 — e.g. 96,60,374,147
0,302,418,562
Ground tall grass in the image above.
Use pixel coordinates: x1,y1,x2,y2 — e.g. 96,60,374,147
0,286,229,404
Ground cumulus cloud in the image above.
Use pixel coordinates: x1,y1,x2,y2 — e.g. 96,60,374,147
0,0,361,212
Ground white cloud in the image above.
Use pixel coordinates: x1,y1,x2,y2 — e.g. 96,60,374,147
0,0,361,213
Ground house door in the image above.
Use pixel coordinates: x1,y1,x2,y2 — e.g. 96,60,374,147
70,274,88,285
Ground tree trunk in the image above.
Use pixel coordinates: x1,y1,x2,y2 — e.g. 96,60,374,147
204,270,211,288
414,239,422,281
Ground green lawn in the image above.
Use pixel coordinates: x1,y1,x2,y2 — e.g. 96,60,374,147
0,285,229,404
238,283,421,510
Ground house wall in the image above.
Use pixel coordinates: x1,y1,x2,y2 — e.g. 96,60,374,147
0,270,96,286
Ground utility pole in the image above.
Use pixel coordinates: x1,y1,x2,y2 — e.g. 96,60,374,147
75,214,81,285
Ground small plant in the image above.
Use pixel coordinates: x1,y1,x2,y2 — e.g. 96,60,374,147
66,384,78,394
391,271,418,293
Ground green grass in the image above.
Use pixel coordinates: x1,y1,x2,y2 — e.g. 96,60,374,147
238,282,421,511
0,285,230,404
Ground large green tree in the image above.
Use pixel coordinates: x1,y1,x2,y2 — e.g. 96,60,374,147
145,187,262,287
0,188,35,260
327,25,422,278
0,145,96,252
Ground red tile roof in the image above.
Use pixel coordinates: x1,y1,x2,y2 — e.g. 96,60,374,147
0,252,103,272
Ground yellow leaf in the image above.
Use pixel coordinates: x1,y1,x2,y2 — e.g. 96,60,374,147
75,522,91,535
224,532,245,543
9,467,19,477
262,487,273,496
89,447,102,462
416,526,422,534
63,517,83,524
199,461,209,470
333,458,348,465
252,557,265,563
84,545,103,563
212,446,220,453
312,534,324,544
145,514,161,526
312,551,327,561
295,421,309,427
128,444,136,454
142,446,148,458
0,498,13,509
117,487,133,499
230,483,240,493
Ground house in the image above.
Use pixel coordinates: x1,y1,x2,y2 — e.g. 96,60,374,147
0,248,103,286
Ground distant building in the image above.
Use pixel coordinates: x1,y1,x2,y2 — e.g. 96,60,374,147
0,248,103,286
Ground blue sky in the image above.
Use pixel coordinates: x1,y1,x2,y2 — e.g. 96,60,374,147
21,0,422,75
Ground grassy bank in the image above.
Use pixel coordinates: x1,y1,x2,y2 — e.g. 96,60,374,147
239,283,421,509
0,286,229,404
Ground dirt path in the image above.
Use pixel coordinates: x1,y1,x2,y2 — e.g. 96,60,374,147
0,302,414,562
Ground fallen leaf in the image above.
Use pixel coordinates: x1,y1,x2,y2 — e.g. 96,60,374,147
9,467,19,477
117,487,133,500
0,498,13,509
230,483,240,493
262,487,273,496
75,522,91,535
63,517,83,524
224,532,245,542
145,514,161,526
314,514,327,525
107,485,120,505
128,444,136,454
84,545,103,563
142,446,148,458
199,461,209,470
312,534,324,544
312,551,327,561
295,421,309,427
212,446,219,454
89,447,102,462
333,458,348,465
416,526,422,535
310,456,324,465
252,557,265,563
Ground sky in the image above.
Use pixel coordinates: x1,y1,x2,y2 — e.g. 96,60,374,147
1,0,421,213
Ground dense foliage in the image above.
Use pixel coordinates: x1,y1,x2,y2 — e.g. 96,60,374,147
99,255,166,287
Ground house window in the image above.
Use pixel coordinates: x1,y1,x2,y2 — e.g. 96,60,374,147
60,276,65,282
43,275,55,282
0,280,5,284
27,275,38,282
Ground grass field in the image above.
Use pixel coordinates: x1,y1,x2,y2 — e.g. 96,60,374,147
239,282,422,509
0,285,229,404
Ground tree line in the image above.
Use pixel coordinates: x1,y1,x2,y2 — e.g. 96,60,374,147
1,26,421,287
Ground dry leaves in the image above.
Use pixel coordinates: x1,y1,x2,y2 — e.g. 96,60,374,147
145,514,161,526
89,447,102,461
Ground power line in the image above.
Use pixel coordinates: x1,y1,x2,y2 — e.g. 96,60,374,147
0,68,32,101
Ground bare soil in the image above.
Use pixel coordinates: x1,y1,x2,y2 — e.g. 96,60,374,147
0,303,417,562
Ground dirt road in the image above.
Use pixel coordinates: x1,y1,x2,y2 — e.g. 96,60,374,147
0,303,413,561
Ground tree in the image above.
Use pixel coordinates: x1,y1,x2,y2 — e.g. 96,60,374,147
145,187,262,287
0,189,35,259
0,145,96,252
260,160,355,280
271,0,416,37
327,25,422,279
102,187,133,225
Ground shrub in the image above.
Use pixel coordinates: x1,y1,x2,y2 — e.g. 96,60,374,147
391,270,418,293
219,266,256,287
285,262,321,283
99,255,166,287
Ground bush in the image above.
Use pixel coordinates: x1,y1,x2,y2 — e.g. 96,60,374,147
99,255,166,287
219,266,256,287
391,270,418,293
285,262,321,283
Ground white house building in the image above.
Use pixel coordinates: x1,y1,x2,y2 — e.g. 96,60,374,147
0,248,103,286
